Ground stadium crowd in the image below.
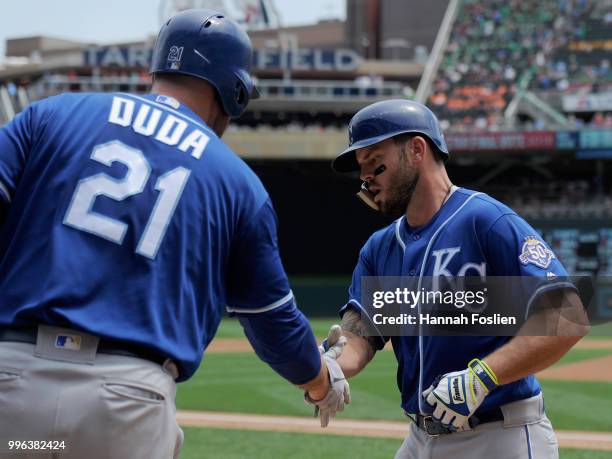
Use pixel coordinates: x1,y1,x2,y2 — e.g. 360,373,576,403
497,179,612,220
429,0,611,130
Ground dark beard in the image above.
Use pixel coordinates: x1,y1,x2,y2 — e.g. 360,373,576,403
379,166,419,219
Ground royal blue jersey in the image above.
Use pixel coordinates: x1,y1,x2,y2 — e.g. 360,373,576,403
341,188,573,414
0,92,320,382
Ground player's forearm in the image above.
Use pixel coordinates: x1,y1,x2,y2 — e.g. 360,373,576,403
338,308,378,377
484,334,582,385
337,330,375,378
298,357,330,400
485,289,589,384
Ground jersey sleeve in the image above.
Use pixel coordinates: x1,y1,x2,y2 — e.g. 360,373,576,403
339,238,388,350
225,197,321,385
0,103,38,207
225,198,292,312
485,213,576,316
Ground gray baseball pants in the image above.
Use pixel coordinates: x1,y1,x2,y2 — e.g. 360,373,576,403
0,336,183,458
395,394,558,459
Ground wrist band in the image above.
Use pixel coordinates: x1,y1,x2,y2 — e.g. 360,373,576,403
468,358,499,393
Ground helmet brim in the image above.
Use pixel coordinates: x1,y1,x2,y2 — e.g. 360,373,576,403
332,128,450,173
331,129,414,173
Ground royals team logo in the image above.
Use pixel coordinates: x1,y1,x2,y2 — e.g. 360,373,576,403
519,236,555,269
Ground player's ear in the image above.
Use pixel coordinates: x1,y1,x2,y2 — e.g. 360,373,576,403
410,136,427,163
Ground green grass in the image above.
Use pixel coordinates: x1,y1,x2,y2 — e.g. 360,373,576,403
216,317,612,340
180,316,612,457
560,449,612,459
215,318,339,339
177,350,404,420
177,347,612,431
213,319,246,339
585,321,612,338
180,427,401,459
179,428,609,459
191,318,612,433
540,380,612,431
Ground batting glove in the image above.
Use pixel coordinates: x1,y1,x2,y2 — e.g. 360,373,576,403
422,358,498,430
305,325,351,427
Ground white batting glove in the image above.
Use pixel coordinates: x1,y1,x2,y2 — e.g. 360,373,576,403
422,358,498,430
305,325,351,427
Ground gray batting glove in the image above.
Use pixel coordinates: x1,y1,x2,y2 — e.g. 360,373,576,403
305,325,351,427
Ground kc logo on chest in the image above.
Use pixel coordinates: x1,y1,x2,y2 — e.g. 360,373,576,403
430,247,486,291
431,247,486,277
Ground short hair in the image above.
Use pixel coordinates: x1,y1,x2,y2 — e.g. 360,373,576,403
393,134,445,163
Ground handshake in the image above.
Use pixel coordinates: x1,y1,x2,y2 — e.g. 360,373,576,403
304,325,351,427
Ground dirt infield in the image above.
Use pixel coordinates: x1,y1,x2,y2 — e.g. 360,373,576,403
537,355,612,382
176,410,612,451
206,338,253,353
575,339,612,350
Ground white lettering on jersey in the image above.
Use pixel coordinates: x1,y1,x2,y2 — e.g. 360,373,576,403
431,246,486,293
431,247,461,278
108,96,134,126
458,262,486,276
108,96,209,160
178,130,210,160
155,115,188,146
133,104,162,136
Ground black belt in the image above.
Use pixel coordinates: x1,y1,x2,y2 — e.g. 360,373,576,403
414,408,504,436
0,326,167,366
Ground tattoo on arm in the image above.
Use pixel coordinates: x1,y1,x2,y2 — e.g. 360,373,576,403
341,309,378,358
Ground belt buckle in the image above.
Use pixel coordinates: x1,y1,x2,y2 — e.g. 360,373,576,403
423,416,441,437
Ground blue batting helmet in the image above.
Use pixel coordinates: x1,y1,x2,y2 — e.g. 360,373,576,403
332,99,449,173
150,9,259,118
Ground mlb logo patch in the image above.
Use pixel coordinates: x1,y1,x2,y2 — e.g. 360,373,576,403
55,334,82,351
519,236,556,269
155,95,180,109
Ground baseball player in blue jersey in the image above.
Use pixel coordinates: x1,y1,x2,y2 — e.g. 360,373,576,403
330,100,588,458
0,10,348,458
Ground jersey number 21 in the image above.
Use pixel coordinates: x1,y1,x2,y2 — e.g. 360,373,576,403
63,140,190,259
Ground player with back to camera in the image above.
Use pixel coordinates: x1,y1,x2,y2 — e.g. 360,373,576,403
329,99,589,458
0,9,348,459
